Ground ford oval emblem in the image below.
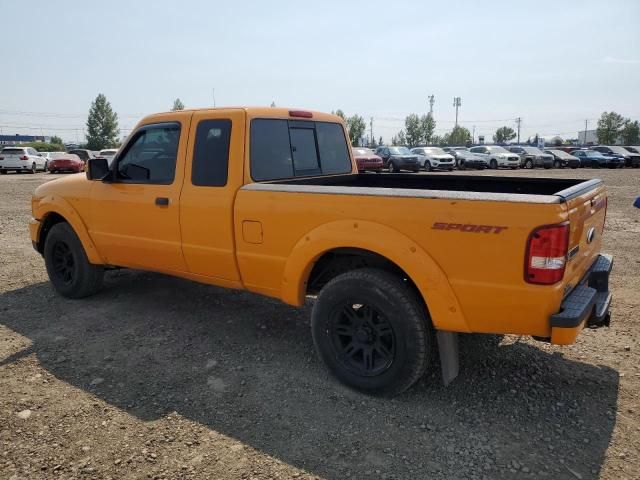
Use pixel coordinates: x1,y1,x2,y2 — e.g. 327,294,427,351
586,227,596,244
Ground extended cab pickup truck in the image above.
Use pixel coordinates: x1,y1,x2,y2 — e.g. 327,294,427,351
30,107,613,396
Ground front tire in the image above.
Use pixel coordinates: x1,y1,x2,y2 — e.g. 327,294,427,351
489,159,498,169
44,223,104,299
524,159,533,169
388,161,397,173
311,268,431,396
29,163,37,174
553,160,561,169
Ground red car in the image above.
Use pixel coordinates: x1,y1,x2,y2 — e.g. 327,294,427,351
352,147,383,172
48,154,84,173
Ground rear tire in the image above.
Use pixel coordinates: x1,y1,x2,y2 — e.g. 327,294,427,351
524,159,533,169
44,223,104,299
0,170,7,175
388,161,397,173
311,268,432,396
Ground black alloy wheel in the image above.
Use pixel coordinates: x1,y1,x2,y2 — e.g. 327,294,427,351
328,302,396,377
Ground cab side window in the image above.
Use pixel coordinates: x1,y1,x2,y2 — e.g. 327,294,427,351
116,123,180,184
191,119,232,187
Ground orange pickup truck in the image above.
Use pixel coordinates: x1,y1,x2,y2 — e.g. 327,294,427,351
29,107,613,395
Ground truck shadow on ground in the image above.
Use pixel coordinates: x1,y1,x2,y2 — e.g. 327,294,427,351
1,270,619,479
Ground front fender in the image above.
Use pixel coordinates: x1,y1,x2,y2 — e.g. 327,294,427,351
34,195,104,265
281,220,470,333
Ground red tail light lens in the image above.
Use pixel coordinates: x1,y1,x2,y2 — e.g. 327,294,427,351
289,110,313,118
525,223,570,285
20,155,29,161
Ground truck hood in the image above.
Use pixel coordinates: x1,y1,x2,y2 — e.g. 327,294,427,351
33,173,90,201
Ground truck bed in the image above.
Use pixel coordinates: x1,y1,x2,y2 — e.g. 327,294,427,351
254,174,601,203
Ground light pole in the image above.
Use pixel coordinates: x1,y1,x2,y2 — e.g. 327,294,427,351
453,97,461,127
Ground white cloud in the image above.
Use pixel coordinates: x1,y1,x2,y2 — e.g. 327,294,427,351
603,56,640,65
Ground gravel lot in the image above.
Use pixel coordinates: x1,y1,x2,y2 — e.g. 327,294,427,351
1,168,638,480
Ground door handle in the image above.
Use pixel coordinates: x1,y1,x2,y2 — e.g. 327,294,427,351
155,197,169,206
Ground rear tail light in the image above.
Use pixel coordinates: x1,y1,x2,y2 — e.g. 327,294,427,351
289,110,313,118
0,156,3,160
20,155,29,161
602,197,608,234
525,223,569,285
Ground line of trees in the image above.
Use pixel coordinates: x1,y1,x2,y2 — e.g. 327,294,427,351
597,112,639,145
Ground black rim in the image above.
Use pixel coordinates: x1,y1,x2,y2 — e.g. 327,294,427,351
52,241,75,285
328,302,396,377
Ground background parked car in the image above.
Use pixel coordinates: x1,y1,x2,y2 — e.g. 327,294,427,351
468,145,520,169
544,149,580,168
48,153,85,174
593,145,640,168
374,146,420,173
352,147,383,172
67,149,95,163
450,148,488,170
410,147,455,171
0,146,47,174
98,148,118,165
571,150,623,168
39,151,66,164
623,146,640,157
508,146,553,169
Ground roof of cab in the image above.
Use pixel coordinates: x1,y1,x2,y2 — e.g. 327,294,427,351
141,107,343,124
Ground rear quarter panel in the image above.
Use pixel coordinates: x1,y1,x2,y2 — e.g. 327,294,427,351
234,189,569,337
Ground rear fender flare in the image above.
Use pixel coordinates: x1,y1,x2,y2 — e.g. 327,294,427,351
34,196,104,264
281,220,470,332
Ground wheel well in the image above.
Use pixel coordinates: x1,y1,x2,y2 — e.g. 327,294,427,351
306,248,422,301
37,213,67,254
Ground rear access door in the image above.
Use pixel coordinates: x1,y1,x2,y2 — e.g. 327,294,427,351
179,108,246,282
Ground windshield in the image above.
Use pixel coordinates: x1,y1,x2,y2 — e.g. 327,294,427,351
585,151,604,158
353,148,374,156
389,147,411,154
608,146,628,155
424,147,447,155
548,150,570,158
486,146,509,153
523,147,544,154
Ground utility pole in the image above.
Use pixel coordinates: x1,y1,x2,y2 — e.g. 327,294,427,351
212,88,216,107
515,117,522,144
370,117,374,147
472,125,476,144
453,97,461,127
428,95,435,115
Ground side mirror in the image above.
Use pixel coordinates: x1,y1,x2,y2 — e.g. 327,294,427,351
86,158,110,181
634,197,640,208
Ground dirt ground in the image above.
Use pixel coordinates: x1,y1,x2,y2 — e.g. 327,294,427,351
0,168,638,480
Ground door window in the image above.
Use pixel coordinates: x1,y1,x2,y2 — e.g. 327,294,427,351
116,123,180,184
191,119,232,187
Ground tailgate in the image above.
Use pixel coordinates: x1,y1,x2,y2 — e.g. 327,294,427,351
561,181,607,291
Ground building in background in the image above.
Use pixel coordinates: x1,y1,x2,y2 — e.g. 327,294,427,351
578,129,598,146
0,134,52,145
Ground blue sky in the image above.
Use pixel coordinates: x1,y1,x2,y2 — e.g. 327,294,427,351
1,0,639,143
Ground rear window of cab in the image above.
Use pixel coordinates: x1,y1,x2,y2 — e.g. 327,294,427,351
250,119,352,181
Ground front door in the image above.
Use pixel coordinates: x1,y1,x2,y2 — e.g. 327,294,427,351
88,115,191,273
